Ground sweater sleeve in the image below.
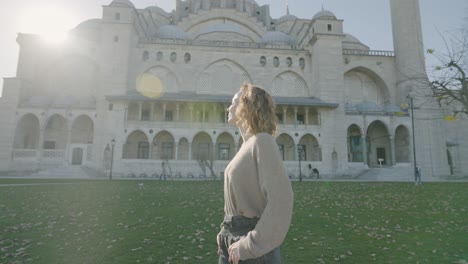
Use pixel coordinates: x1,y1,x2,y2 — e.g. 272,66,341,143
237,134,294,260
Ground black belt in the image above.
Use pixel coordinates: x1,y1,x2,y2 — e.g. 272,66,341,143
223,215,259,231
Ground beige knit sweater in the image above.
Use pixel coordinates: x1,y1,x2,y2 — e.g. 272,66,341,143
223,133,294,260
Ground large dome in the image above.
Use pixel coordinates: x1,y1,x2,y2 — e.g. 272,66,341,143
312,10,336,20
74,19,101,30
260,31,294,45
198,23,243,35
276,14,297,24
110,0,135,8
72,19,101,42
156,25,188,40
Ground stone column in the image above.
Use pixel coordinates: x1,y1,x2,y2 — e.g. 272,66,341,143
38,128,45,162
175,139,179,160
176,103,180,121
138,102,142,121
188,141,192,160
202,105,206,123
224,104,228,123
282,106,287,125
213,104,217,123
189,104,194,122
65,128,72,164
305,107,309,128
362,135,368,165
162,103,167,121
390,135,396,165
148,142,153,159
212,141,217,161
150,102,154,121
294,107,298,128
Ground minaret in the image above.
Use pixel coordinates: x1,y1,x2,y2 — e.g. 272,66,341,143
389,0,427,103
390,0,449,178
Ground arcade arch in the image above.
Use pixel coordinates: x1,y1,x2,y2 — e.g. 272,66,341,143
367,121,390,167
13,114,40,149
123,130,149,159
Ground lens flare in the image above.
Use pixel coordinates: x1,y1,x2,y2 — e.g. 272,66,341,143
19,6,75,45
136,73,165,98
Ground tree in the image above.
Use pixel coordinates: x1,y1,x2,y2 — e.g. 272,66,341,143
426,27,468,117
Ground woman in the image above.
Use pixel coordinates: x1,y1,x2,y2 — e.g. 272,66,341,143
217,83,294,264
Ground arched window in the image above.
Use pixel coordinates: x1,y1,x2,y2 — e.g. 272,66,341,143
299,58,305,69
273,56,279,67
156,51,163,61
142,51,149,61
184,53,191,63
170,52,177,62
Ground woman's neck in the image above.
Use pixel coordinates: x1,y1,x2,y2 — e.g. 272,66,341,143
239,127,253,142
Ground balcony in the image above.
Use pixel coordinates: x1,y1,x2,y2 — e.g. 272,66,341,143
343,49,395,57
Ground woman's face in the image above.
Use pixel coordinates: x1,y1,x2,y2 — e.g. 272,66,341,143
227,91,243,126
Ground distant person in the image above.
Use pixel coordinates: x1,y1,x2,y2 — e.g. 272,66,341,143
415,165,422,185
217,83,293,264
160,162,166,181
308,164,313,178
313,168,320,179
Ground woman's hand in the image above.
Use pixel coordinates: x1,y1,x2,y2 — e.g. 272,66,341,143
217,232,222,256
228,242,241,264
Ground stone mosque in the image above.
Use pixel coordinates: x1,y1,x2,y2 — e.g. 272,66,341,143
0,0,466,179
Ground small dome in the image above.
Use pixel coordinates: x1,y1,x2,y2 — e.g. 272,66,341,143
110,0,135,8
312,10,336,20
356,101,384,113
276,14,297,24
260,31,294,45
343,33,362,44
156,25,188,40
198,23,243,35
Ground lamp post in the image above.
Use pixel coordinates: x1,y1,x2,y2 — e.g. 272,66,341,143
109,138,115,180
298,144,303,182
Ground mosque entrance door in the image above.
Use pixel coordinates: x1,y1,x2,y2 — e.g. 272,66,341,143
72,147,83,165
376,147,386,165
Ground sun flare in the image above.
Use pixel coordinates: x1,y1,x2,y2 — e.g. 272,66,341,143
18,6,77,44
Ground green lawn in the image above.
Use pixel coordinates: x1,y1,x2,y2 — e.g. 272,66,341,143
0,179,467,263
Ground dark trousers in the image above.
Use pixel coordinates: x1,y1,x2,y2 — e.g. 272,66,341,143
218,216,281,264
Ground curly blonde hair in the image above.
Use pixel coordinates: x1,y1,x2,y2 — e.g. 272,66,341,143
236,83,278,136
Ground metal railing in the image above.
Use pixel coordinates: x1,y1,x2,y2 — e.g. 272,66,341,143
343,49,395,57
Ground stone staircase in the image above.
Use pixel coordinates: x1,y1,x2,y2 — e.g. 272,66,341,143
356,166,440,182
28,165,99,179
358,167,413,182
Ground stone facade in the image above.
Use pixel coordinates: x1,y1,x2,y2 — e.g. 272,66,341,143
0,0,466,178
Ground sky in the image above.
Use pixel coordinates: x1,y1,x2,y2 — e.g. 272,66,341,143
0,0,466,95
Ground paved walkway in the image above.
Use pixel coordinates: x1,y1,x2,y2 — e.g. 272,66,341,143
0,182,90,187
1,175,467,184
